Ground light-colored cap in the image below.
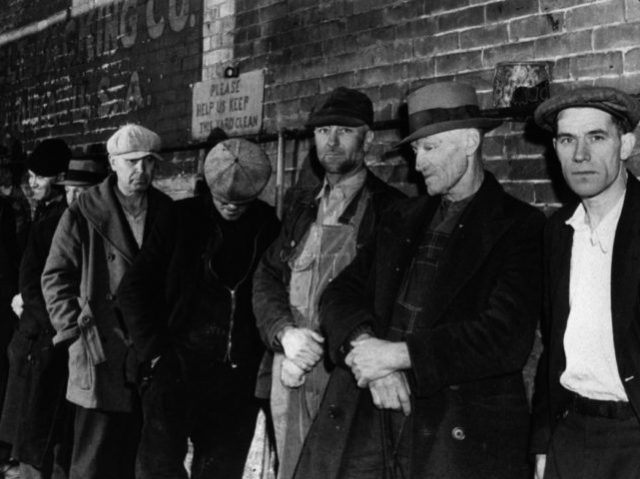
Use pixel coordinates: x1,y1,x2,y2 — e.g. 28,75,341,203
106,124,163,161
204,139,272,203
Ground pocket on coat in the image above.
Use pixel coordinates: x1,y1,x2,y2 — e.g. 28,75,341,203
68,338,93,390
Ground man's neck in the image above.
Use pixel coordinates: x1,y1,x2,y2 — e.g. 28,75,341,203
582,168,627,229
114,185,146,214
444,158,484,203
325,165,366,188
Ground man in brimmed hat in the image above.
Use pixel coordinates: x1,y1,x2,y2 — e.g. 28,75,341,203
0,137,69,477
118,138,280,478
531,87,640,479
252,86,403,478
42,124,171,479
1,152,107,479
292,81,545,479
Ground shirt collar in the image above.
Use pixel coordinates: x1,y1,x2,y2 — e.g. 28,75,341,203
315,168,367,202
566,191,626,253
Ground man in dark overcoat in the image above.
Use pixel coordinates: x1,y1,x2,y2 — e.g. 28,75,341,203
41,124,171,479
117,138,280,479
2,154,107,479
531,87,640,479
252,87,404,479
294,82,545,479
0,138,70,476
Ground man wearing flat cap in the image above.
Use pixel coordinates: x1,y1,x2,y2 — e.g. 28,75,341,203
42,124,171,479
252,86,403,479
531,86,640,479
117,138,280,478
292,82,545,479
1,152,107,479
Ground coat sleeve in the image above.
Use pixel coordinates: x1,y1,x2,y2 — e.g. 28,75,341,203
404,209,545,398
41,208,84,346
117,204,175,364
529,221,554,454
252,194,299,351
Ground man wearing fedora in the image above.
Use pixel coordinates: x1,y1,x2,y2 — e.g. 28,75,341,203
292,82,545,479
117,138,280,479
252,86,403,479
42,124,171,479
531,87,640,479
1,152,107,479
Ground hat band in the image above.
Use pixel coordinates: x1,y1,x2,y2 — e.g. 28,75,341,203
408,105,482,133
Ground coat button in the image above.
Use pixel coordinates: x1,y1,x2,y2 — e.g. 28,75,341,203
328,404,342,419
451,427,465,440
79,316,90,326
449,384,460,391
106,293,115,301
107,253,116,261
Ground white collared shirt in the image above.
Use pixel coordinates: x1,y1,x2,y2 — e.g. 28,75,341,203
560,193,628,401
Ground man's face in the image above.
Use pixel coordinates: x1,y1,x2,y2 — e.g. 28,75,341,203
314,125,372,176
212,197,251,221
109,154,155,195
553,108,635,200
64,185,90,205
28,170,56,201
411,129,472,197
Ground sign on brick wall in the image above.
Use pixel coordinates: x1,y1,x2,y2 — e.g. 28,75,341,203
191,70,264,139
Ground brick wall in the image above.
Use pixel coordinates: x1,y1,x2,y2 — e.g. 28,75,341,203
2,0,640,204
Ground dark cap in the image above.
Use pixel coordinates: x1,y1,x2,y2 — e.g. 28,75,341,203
26,138,71,177
534,86,640,132
306,87,374,128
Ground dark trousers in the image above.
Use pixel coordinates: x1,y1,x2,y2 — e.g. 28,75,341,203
545,409,640,479
69,406,141,479
136,351,260,479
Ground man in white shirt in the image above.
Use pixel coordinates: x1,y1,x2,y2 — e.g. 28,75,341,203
531,86,640,479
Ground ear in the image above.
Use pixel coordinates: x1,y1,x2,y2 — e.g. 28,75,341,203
464,128,481,155
620,132,637,161
108,155,117,169
362,128,374,153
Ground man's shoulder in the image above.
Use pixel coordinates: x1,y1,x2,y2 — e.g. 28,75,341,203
364,170,405,200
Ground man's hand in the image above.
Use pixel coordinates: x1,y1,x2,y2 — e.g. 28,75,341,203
346,337,410,387
280,326,324,371
534,454,546,479
368,371,412,416
280,357,306,388
11,294,23,318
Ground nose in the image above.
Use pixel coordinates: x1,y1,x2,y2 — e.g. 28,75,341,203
327,128,339,147
414,151,428,173
573,138,589,163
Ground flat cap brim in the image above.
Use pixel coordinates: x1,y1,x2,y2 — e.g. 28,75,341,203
534,86,640,132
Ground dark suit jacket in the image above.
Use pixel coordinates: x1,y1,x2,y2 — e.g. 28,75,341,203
531,173,640,454
295,172,545,479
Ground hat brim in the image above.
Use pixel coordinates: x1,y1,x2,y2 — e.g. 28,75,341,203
110,151,164,161
56,179,96,186
306,114,369,128
395,118,503,147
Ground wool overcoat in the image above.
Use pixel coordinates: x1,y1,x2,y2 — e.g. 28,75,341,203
41,175,171,411
295,172,545,479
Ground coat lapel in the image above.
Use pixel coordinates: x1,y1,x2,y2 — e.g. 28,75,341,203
77,176,139,264
611,175,640,372
548,215,573,354
426,174,515,325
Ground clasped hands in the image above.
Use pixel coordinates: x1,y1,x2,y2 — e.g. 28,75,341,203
346,336,412,416
280,326,324,388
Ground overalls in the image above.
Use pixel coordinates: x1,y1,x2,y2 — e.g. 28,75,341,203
271,190,369,479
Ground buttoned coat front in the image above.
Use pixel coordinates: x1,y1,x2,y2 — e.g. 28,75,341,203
42,175,171,411
295,172,545,479
531,173,640,454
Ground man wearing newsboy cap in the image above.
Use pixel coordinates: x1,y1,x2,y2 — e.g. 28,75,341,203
118,139,280,478
42,124,171,479
252,87,403,479
531,87,640,479
293,82,544,479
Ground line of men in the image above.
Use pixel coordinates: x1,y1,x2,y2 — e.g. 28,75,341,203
0,79,638,479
